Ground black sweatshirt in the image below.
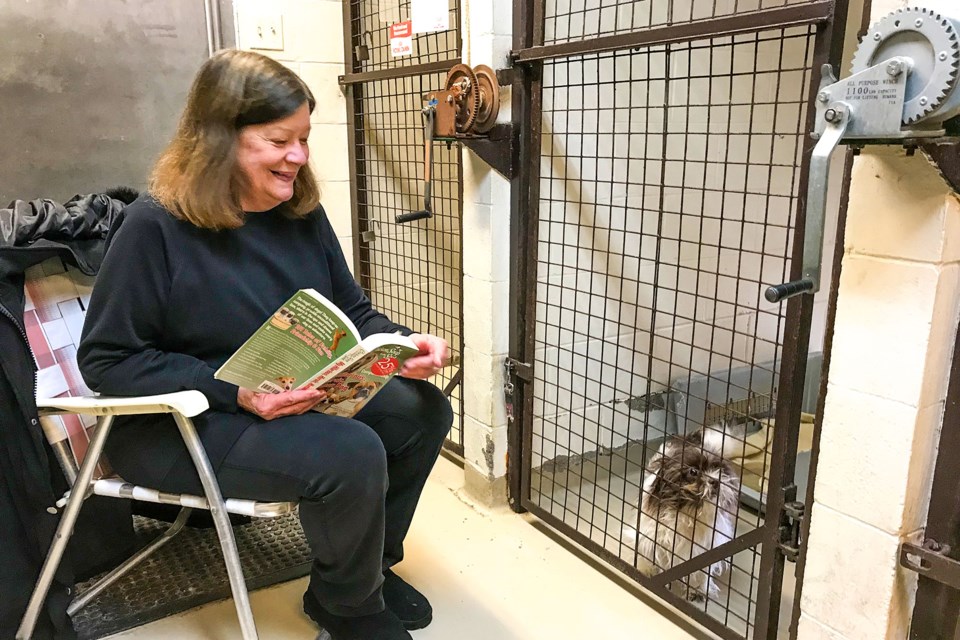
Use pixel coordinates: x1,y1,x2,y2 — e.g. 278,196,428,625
77,196,409,413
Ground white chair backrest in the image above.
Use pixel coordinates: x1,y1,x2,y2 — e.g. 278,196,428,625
24,256,109,477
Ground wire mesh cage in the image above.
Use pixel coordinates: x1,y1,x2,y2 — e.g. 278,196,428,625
348,0,460,69
542,0,821,45
345,1,465,452
526,23,820,638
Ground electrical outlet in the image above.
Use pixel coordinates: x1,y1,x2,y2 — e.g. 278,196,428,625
247,10,284,51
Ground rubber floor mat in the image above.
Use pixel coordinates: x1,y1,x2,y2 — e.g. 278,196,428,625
72,511,311,639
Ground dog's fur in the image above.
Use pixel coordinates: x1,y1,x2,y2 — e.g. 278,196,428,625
627,429,740,601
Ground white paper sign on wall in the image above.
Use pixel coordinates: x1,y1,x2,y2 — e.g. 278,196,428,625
389,20,413,57
411,0,449,33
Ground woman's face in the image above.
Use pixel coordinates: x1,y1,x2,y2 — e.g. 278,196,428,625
236,102,311,212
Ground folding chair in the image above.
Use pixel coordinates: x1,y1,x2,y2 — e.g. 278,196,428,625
16,257,295,640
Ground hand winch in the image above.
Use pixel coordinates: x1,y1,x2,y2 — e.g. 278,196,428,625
766,5,960,302
396,64,501,223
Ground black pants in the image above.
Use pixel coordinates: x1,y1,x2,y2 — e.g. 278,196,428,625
104,377,453,616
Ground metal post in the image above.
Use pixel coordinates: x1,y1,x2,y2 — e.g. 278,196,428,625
172,413,258,640
204,0,223,57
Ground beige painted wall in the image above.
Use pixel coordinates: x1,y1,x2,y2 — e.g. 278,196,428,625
798,2,960,638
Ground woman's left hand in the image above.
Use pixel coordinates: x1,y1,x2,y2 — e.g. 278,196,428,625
400,333,451,380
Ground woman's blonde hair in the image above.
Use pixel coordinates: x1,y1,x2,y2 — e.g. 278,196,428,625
150,49,320,230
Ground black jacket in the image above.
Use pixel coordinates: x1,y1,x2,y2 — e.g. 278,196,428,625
0,193,135,639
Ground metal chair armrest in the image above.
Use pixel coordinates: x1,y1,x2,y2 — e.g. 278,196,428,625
36,390,210,418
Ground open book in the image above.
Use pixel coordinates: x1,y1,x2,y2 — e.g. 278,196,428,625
214,289,419,417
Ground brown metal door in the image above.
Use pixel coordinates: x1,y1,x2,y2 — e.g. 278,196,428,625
506,1,852,638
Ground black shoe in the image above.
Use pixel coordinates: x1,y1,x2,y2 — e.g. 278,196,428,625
383,569,433,630
303,590,412,640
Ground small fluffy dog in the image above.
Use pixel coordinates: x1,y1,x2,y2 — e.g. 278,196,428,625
627,429,740,601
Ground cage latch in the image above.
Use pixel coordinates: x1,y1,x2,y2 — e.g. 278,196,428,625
503,358,532,423
504,358,532,382
900,540,960,590
778,500,805,562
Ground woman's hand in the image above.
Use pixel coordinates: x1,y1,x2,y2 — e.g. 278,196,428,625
237,387,325,420
400,333,451,380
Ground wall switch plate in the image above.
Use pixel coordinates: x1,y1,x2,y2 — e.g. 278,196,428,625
247,10,284,51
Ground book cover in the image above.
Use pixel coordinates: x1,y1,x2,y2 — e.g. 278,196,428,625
214,289,418,415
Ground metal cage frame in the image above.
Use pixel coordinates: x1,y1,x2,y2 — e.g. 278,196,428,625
506,1,854,638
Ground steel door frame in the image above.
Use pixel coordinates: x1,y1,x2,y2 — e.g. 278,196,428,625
904,315,960,638
507,2,852,638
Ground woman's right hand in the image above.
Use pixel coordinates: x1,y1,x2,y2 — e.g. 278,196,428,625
237,387,325,420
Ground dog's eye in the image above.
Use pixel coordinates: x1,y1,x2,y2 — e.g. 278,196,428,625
686,468,700,478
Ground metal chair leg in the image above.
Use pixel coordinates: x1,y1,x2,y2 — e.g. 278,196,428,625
67,506,193,616
172,413,259,640
16,415,116,640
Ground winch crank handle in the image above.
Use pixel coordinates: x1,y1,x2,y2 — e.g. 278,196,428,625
765,110,849,303
396,107,435,224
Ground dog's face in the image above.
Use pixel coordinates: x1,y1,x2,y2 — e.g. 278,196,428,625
274,376,297,391
647,437,738,511
352,381,379,400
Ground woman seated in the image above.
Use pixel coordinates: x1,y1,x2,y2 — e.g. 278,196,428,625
77,49,452,640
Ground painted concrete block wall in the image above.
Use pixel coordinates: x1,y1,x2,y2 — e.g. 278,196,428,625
459,0,514,504
233,0,353,265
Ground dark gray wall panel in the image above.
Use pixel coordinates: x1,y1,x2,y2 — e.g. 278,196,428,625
0,0,225,202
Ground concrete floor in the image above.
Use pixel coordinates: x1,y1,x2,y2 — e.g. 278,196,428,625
105,456,708,640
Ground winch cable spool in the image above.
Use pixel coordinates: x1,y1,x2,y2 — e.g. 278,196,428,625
397,64,502,223
470,65,500,133
766,5,960,303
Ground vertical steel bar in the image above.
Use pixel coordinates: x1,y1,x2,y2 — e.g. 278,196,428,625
508,0,543,512
787,149,855,640
785,0,859,636
172,413,258,640
343,1,371,285
753,16,841,640
909,275,960,635
203,0,223,57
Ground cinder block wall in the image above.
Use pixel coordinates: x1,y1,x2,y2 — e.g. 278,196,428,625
798,2,960,638
459,0,514,505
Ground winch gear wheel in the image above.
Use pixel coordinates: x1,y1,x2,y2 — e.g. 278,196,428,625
851,6,960,125
445,63,482,133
